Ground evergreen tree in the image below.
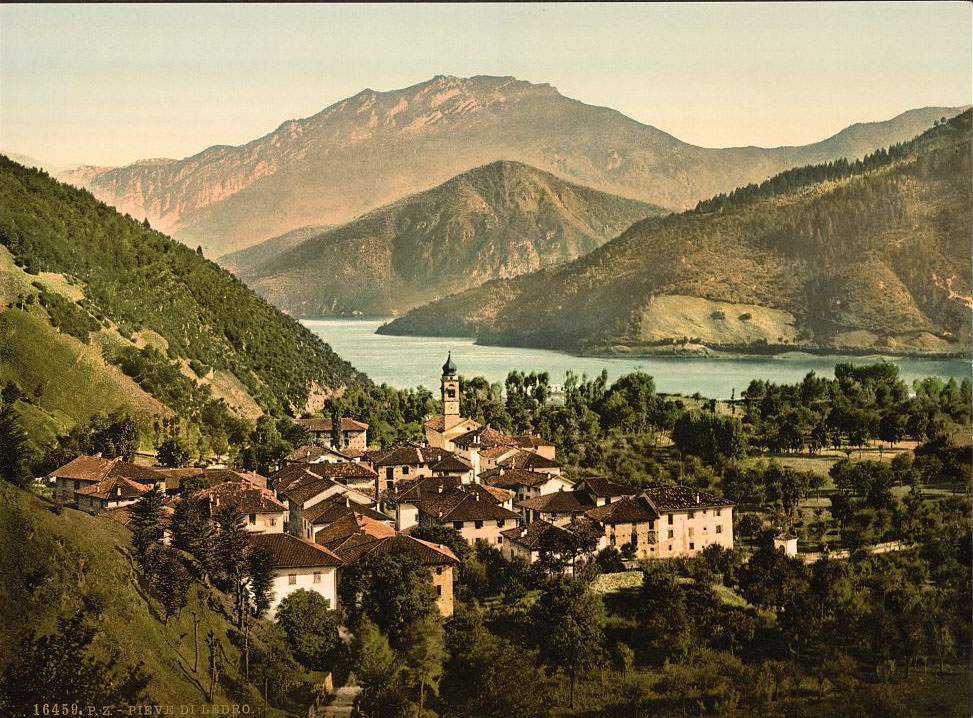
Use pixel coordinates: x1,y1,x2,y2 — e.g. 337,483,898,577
129,486,167,568
247,543,275,618
352,618,410,718
213,504,250,625
531,578,606,708
150,546,191,625
156,435,192,467
403,614,444,718
0,404,33,488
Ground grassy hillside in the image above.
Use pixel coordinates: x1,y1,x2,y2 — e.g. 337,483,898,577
0,484,302,716
381,112,972,356
0,156,366,436
235,161,664,317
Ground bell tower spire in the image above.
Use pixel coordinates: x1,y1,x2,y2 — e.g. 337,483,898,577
441,352,460,422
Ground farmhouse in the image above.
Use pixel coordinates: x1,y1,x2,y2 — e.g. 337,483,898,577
249,533,343,617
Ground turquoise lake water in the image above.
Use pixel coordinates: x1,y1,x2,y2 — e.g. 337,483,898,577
303,319,971,398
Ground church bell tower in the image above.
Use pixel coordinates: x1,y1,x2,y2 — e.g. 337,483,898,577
441,352,460,422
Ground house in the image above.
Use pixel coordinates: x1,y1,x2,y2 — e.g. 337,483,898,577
585,495,659,558
367,443,452,493
333,533,459,616
424,354,482,451
272,465,375,538
156,467,268,495
283,445,364,465
774,533,798,557
294,417,369,450
517,490,597,526
429,453,474,483
75,474,150,512
302,493,394,539
496,449,563,475
500,519,578,565
248,533,343,617
575,477,632,506
413,487,520,546
273,460,379,498
196,481,288,533
49,455,166,504
640,487,734,558
482,467,575,505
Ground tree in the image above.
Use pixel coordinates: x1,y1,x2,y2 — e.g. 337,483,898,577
156,435,192,467
275,589,341,671
403,614,444,718
129,486,167,568
340,552,437,651
531,578,606,708
636,565,692,661
150,547,191,625
213,504,250,626
440,603,551,718
247,544,275,618
352,618,410,718
0,404,33,488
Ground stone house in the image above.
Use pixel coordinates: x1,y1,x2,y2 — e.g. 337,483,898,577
196,481,288,534
413,487,520,547
49,455,166,504
517,489,597,526
75,474,149,512
294,417,369,450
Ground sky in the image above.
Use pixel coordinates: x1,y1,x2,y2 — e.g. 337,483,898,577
1,2,970,167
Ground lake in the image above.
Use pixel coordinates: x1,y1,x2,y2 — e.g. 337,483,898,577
303,318,971,398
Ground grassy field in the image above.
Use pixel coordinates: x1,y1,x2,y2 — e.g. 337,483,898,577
0,484,304,716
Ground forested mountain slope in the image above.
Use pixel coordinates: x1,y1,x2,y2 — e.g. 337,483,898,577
235,160,664,317
0,157,365,443
56,74,966,255
381,112,973,356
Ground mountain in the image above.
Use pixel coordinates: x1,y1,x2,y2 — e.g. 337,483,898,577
379,112,973,356
56,74,967,256
218,224,333,276
0,156,365,445
233,160,664,317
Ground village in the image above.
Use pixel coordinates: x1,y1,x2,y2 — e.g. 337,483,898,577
47,354,736,620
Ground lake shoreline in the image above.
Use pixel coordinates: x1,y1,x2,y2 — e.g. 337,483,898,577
302,318,971,397
305,316,972,363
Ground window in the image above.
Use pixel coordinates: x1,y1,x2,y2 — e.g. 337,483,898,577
689,542,695,550
269,518,276,526
688,527,694,538
74,480,80,490
437,585,442,596
497,519,505,528
386,467,394,480
688,511,695,519
631,533,638,547
667,529,674,539
668,513,674,524
249,513,256,523
453,521,463,530
313,572,321,583
436,566,443,575
610,534,616,546
403,466,410,475
288,574,297,585
716,525,723,534
474,520,483,529
497,536,503,544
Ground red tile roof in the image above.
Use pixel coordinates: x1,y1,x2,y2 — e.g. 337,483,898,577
483,468,567,489
48,455,166,486
500,520,575,549
499,451,562,471
249,533,343,568
335,533,458,566
517,490,596,514
367,443,451,467
75,475,149,500
579,477,632,498
641,487,734,512
586,495,659,524
294,417,369,432
195,481,286,515
302,494,391,525
415,489,520,522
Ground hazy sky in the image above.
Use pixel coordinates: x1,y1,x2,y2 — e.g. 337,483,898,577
1,2,970,167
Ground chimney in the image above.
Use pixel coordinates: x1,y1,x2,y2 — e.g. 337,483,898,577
520,528,527,538
345,496,350,507
695,492,700,505
475,492,480,501
438,485,443,494
437,510,443,520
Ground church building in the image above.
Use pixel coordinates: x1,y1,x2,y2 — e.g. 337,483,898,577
423,353,481,451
